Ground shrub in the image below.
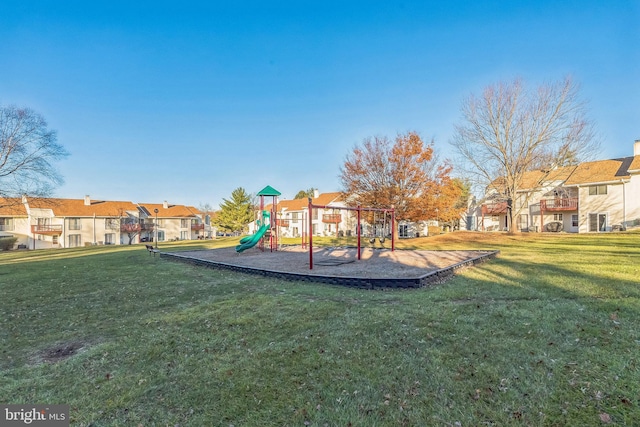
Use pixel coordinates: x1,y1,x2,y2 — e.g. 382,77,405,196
0,237,18,251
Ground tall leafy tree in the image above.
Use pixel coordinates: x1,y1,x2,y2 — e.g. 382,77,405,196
340,131,463,221
294,188,317,199
451,77,598,232
0,104,68,199
214,187,254,233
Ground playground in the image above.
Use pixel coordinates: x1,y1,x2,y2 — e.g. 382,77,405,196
164,185,498,287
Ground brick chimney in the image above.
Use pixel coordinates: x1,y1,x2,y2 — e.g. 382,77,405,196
635,139,640,156
84,195,91,206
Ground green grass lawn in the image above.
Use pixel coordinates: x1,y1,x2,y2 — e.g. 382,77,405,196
1,233,639,426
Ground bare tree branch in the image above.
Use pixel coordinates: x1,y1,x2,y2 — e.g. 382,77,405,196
451,76,599,232
0,105,69,198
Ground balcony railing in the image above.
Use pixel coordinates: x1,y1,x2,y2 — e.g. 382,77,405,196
481,202,508,215
540,198,578,211
322,214,342,223
276,219,290,227
191,223,205,231
31,224,63,234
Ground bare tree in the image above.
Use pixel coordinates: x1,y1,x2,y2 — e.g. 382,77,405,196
451,77,599,232
0,105,69,200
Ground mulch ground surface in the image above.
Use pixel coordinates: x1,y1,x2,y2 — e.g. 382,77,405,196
175,245,494,279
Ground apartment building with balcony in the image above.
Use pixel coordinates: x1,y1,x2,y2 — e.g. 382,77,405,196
274,191,353,238
137,201,210,242
0,196,210,250
272,191,401,238
465,140,640,233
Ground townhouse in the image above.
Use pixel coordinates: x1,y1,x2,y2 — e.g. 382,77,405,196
273,191,352,238
463,140,640,233
0,196,213,250
272,191,398,239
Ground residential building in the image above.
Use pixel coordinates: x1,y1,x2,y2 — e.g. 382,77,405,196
463,140,640,233
274,191,354,238
266,191,398,239
138,201,211,242
0,196,212,250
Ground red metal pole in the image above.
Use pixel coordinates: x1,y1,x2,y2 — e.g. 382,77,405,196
391,208,395,251
308,198,313,269
357,205,361,260
271,195,277,252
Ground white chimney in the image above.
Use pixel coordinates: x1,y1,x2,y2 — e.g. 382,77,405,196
634,139,640,156
22,194,28,204
163,200,169,209
313,189,319,199
84,195,91,206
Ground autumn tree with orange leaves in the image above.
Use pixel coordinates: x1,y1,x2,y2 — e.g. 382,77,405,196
340,131,463,222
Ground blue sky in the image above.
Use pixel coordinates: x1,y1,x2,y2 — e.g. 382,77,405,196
1,1,638,208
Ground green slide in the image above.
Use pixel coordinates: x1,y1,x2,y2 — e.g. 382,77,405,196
235,223,269,253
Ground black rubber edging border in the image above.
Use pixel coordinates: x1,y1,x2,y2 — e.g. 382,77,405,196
159,250,499,290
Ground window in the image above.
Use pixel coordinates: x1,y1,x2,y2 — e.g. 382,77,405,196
292,212,299,223
105,233,115,245
105,218,118,229
588,185,607,195
180,231,188,240
399,224,409,238
156,219,165,227
517,195,529,209
68,234,81,247
572,215,579,228
0,218,13,231
312,210,318,220
181,219,189,228
52,235,59,245
69,218,81,230
553,213,563,221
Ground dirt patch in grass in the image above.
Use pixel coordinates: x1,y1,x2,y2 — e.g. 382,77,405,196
32,340,90,364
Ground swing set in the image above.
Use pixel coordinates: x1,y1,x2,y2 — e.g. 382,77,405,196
307,198,395,270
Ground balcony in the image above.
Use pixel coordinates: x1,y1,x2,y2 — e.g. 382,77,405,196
481,202,508,215
31,224,63,235
276,219,290,227
540,198,578,212
120,222,155,233
191,223,205,231
322,214,342,224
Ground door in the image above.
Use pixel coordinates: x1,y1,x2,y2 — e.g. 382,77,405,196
518,214,528,232
589,213,608,232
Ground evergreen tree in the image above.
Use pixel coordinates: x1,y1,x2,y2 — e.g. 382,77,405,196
214,187,254,233
294,188,316,199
